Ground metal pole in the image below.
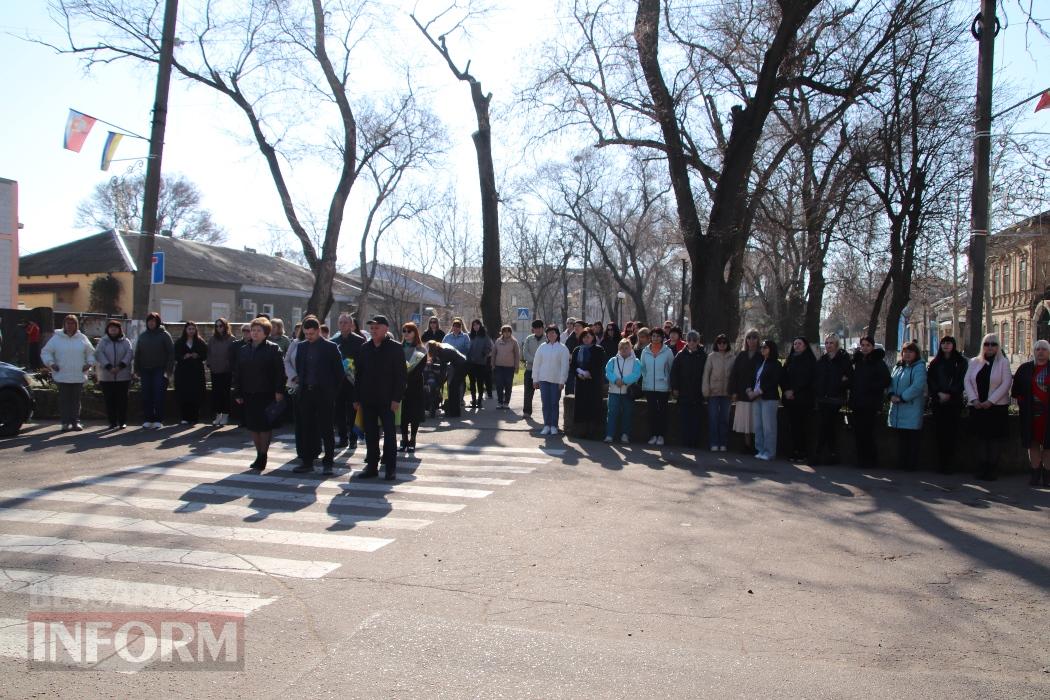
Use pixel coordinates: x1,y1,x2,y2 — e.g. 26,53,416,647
131,0,179,321
965,0,997,355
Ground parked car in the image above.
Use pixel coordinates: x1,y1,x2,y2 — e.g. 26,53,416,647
0,361,35,437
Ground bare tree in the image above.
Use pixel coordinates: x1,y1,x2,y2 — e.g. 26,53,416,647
76,172,227,244
430,194,482,320
503,210,569,327
412,7,501,337
49,0,427,318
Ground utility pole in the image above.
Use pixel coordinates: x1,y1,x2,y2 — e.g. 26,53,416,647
131,0,179,321
965,0,997,355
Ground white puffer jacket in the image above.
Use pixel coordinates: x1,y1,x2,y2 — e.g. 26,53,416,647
41,331,95,384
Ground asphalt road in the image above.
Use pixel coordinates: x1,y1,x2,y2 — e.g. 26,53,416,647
0,391,1048,699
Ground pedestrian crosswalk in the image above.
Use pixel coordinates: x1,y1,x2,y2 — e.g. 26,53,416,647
0,441,552,666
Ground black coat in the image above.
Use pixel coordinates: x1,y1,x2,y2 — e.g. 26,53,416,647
849,348,890,411
926,351,969,406
730,350,763,401
670,347,707,403
421,328,444,344
430,343,467,369
402,346,427,424
173,337,208,401
571,343,607,423
355,337,407,407
294,338,345,390
780,350,816,407
334,331,365,365
1011,361,1050,448
813,349,853,405
752,359,782,401
233,341,286,397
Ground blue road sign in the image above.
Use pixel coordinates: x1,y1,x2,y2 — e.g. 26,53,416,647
516,307,530,321
151,251,165,285
411,312,422,324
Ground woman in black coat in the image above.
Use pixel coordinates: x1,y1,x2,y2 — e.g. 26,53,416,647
421,317,444,344
1011,339,1050,487
399,322,427,453
925,336,969,474
173,321,208,425
233,318,287,470
849,337,890,469
780,336,816,461
730,330,763,452
571,330,607,436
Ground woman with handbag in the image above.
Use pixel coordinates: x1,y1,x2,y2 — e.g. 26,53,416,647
233,317,286,471
605,338,641,443
94,319,133,429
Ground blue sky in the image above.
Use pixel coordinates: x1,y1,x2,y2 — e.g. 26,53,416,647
1,1,1046,264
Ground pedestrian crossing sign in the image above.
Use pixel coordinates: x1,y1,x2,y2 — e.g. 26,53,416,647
516,307,530,321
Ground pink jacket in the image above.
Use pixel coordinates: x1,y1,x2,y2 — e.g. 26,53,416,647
963,354,1012,406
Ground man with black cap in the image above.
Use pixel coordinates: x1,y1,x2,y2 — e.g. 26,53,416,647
353,315,407,480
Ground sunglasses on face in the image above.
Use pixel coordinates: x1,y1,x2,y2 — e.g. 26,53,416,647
983,342,998,346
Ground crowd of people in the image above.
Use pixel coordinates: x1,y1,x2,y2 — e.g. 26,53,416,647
33,311,1050,487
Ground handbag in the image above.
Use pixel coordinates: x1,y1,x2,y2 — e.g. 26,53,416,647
264,399,285,428
617,357,643,400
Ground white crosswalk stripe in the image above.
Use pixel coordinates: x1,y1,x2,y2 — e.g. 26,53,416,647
0,534,341,579
0,568,276,614
0,440,554,662
0,487,432,531
0,507,392,552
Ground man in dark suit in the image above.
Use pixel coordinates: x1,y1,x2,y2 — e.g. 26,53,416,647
292,316,345,475
353,315,407,480
332,312,365,448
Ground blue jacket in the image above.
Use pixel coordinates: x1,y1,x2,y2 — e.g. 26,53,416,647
605,353,642,395
639,344,674,392
443,331,471,356
888,360,927,430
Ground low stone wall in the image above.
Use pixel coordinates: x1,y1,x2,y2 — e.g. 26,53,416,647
562,395,1030,474
33,386,186,423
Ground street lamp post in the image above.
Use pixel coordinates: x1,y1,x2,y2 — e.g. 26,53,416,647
676,250,689,331
616,290,626,329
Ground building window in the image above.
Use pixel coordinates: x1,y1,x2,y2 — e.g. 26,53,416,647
211,303,230,321
1003,262,1011,296
291,307,302,324
261,303,275,318
1019,257,1028,291
992,267,1000,297
1002,321,1011,355
160,299,183,323
993,322,999,341
1017,320,1026,354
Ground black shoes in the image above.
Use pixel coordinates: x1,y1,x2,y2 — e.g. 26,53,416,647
1030,468,1044,487
292,462,314,474
357,466,379,479
337,436,348,448
321,457,334,476
397,440,408,452
249,458,266,471
383,469,396,481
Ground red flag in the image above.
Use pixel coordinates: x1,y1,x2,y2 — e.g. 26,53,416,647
63,109,96,152
1036,91,1050,113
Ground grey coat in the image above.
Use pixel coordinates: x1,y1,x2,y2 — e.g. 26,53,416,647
207,334,235,375
134,326,175,374
467,335,494,365
95,335,134,382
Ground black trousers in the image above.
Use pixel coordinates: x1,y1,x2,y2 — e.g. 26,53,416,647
297,385,336,463
815,404,842,461
211,372,232,415
523,370,535,414
931,402,961,471
468,363,490,403
333,378,357,442
784,400,811,458
100,381,130,426
852,407,879,468
443,366,464,416
362,402,397,473
645,391,669,438
895,428,921,471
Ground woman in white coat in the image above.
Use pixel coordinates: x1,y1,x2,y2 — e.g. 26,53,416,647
94,319,134,429
41,314,95,431
531,325,570,435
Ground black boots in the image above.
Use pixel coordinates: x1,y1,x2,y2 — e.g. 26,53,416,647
1029,467,1047,487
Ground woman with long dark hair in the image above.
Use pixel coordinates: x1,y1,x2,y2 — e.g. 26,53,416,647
466,319,493,408
173,321,208,425
1012,338,1049,487
570,328,607,438
208,318,234,426
134,311,174,429
926,336,969,473
748,339,781,461
94,319,133,429
399,322,427,453
233,317,286,470
421,317,444,344
780,336,816,461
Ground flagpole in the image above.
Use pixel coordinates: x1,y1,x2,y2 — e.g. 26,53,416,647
70,111,149,141
131,0,179,322
992,85,1050,120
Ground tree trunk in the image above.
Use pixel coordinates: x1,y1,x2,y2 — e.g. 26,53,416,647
467,85,502,338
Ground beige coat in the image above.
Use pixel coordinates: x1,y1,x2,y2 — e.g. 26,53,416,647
702,349,734,397
491,337,521,369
